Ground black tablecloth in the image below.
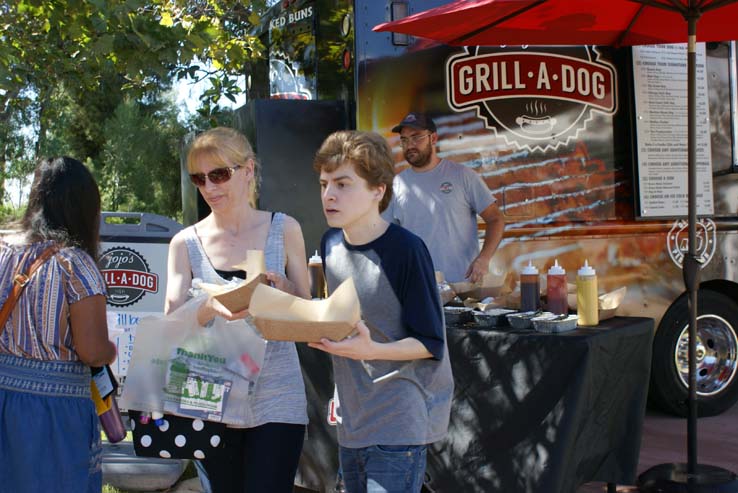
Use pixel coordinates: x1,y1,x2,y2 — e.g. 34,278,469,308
425,316,654,493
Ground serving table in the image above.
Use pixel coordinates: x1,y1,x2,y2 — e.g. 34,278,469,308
425,316,655,493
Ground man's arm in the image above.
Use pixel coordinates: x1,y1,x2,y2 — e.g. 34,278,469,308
308,320,433,361
465,201,505,283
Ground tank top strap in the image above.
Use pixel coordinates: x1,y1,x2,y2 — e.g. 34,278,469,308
180,225,210,281
264,212,286,274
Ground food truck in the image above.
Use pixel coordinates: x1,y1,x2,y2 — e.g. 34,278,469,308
179,0,738,490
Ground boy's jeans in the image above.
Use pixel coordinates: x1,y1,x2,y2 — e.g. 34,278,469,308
339,444,427,493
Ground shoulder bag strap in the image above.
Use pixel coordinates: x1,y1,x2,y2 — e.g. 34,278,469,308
0,244,60,335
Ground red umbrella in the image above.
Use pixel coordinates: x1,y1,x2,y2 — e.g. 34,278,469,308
376,0,738,490
373,0,738,47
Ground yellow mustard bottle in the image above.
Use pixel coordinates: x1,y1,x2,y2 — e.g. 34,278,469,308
576,260,598,326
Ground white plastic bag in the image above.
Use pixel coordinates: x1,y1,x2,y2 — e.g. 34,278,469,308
119,295,266,425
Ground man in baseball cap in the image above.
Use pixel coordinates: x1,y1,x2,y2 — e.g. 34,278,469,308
384,111,504,284
391,112,437,133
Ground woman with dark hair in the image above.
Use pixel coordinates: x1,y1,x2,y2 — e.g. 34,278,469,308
0,157,117,493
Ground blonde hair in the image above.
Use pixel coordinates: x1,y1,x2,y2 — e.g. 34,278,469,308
187,127,261,208
313,131,395,213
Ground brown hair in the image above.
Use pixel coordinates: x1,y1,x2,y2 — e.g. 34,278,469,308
313,131,395,212
187,127,261,208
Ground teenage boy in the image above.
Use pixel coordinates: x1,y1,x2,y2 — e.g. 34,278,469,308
310,130,454,493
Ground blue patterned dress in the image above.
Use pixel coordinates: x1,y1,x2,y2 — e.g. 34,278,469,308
0,240,107,493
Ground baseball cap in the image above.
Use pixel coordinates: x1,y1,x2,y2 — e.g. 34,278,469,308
392,112,437,133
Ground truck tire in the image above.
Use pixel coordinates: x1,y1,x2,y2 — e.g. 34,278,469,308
650,290,738,417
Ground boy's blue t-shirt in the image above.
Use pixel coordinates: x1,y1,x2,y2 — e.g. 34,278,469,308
320,223,454,448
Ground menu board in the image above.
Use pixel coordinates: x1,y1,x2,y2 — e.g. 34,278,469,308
632,44,713,217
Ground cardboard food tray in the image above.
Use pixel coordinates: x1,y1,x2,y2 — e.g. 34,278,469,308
253,319,356,343
439,285,457,305
212,274,267,313
249,278,361,343
449,282,502,300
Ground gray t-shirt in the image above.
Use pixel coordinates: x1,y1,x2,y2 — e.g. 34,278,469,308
182,214,308,428
384,158,495,283
321,224,454,448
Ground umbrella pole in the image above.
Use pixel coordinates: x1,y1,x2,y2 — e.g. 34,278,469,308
639,8,738,493
685,12,699,478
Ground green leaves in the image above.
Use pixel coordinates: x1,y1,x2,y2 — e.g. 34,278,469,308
0,0,268,109
97,97,185,216
0,0,272,215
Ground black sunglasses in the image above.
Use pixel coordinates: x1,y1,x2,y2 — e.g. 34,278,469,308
189,165,242,187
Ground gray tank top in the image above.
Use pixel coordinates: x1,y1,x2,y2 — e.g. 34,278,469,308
182,213,308,427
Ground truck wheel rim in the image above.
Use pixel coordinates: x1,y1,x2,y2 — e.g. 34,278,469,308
674,315,738,396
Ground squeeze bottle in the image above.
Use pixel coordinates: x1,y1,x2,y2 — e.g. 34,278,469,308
576,260,598,326
520,261,540,312
308,250,326,299
546,260,568,315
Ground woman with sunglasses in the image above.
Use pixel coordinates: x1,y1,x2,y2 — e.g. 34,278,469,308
165,127,310,493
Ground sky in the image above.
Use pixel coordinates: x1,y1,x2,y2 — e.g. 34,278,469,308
172,66,247,121
5,176,32,209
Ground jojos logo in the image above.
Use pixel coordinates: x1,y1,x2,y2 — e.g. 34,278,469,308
667,218,716,269
98,247,159,307
446,46,618,152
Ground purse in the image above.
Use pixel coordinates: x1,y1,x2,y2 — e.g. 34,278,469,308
128,410,230,460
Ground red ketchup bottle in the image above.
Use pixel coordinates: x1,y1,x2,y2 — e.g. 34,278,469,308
546,260,568,315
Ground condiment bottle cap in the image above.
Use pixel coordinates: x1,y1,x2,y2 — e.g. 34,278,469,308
309,250,321,264
548,259,565,275
521,261,538,275
578,260,596,276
